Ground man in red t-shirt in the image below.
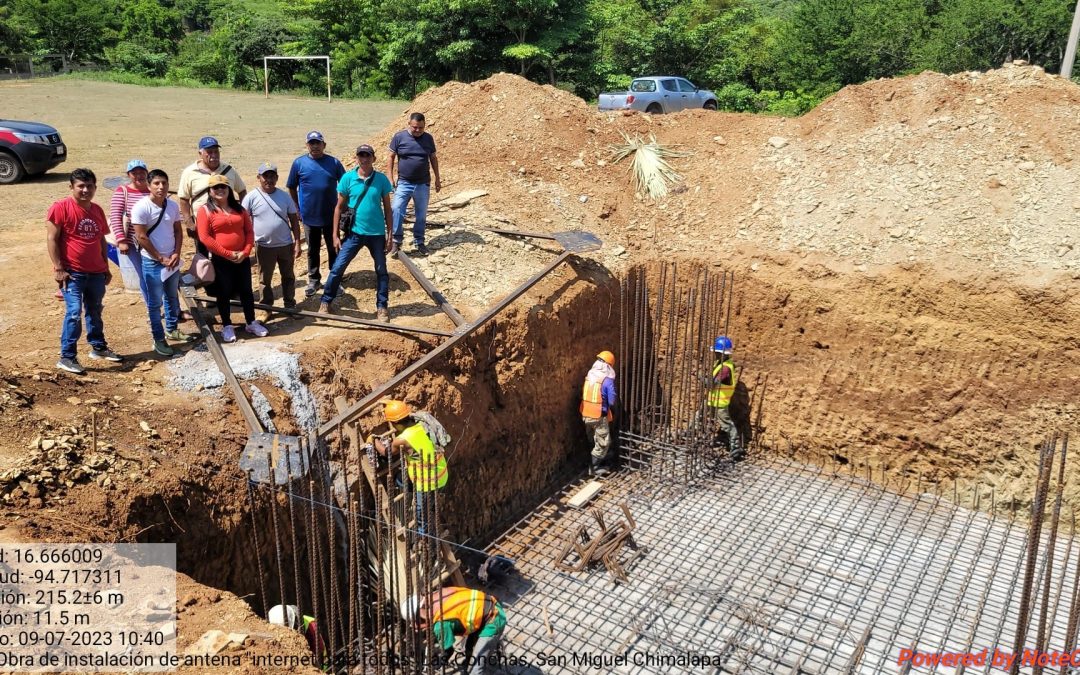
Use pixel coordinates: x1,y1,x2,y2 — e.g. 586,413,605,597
46,168,124,375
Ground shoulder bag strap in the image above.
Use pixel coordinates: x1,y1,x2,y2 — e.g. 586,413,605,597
145,199,169,238
256,189,289,223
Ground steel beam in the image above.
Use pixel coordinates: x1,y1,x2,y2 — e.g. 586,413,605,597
193,295,454,337
318,251,572,435
395,251,467,326
180,285,263,433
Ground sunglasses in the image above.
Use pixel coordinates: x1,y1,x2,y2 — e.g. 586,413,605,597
210,185,229,191
357,152,373,158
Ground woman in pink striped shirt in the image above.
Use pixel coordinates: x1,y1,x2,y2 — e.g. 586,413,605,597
108,159,150,299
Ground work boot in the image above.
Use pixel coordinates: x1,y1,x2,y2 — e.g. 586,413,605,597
730,437,745,462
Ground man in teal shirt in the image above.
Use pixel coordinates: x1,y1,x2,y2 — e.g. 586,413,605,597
319,144,394,322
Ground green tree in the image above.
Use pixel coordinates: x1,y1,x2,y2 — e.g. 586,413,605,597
14,0,118,60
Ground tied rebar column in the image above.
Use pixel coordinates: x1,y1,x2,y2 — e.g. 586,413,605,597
618,263,735,481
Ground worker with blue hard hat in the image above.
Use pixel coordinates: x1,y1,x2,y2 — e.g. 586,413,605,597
707,336,743,460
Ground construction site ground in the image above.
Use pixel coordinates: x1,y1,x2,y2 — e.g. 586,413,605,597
0,63,1078,671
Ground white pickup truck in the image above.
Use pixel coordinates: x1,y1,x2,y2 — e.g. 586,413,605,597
598,76,718,114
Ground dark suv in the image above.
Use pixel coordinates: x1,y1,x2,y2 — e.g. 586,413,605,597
0,119,66,184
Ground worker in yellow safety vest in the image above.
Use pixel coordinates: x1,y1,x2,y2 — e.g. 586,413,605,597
580,350,617,476
707,336,743,460
401,587,507,674
381,399,448,535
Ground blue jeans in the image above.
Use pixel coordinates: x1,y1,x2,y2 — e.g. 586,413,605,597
141,258,180,342
321,234,388,309
391,180,430,247
60,272,108,359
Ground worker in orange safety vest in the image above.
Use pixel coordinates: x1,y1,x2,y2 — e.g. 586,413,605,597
580,350,617,476
401,587,507,674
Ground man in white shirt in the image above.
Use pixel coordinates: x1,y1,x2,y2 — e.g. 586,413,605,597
132,169,192,357
242,162,301,321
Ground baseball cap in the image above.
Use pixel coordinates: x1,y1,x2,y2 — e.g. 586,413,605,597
198,136,221,150
126,159,147,172
355,144,375,156
207,174,231,187
306,131,325,143
257,162,278,175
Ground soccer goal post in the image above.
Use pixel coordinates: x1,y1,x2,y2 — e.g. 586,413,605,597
263,55,331,102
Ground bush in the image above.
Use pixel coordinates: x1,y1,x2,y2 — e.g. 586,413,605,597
106,40,171,77
715,82,759,112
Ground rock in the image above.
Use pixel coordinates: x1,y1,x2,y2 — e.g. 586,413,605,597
186,630,232,656
1018,161,1036,171
768,136,789,149
578,195,589,203
611,245,627,256
441,189,489,209
570,158,586,169
713,135,727,145
139,420,152,433
41,439,56,451
66,397,81,405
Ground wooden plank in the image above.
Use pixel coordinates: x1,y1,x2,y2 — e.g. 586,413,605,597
567,480,605,509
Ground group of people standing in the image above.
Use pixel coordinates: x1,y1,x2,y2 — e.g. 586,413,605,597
47,115,441,373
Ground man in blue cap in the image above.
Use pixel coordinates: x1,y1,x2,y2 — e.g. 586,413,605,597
287,131,345,297
706,336,743,460
177,136,247,254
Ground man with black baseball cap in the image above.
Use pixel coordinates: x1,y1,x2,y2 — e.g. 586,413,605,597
319,144,393,322
287,130,346,297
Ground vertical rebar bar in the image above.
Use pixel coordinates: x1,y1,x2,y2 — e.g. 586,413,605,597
1011,438,1055,674
1035,434,1069,673
245,471,269,617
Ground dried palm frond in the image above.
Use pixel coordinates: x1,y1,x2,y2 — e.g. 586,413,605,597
609,132,691,201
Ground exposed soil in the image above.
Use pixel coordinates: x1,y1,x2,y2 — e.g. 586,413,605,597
0,62,1078,669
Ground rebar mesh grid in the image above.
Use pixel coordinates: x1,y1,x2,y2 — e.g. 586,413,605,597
486,453,1078,674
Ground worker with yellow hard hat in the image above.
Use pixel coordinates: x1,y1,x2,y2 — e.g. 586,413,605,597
381,399,448,536
580,350,617,476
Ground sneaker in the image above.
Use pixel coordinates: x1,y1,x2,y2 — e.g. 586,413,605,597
221,325,237,343
88,347,123,362
304,281,322,298
153,340,175,357
56,357,85,374
165,329,195,343
318,302,332,314
245,321,269,337
414,243,430,256
54,288,64,300
376,307,389,322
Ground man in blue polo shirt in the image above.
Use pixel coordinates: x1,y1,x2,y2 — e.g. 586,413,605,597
287,131,346,297
388,112,440,257
319,144,393,322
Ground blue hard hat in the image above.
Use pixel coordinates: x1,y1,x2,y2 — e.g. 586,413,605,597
713,336,733,352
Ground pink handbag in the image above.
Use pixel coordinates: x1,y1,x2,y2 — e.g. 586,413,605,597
190,253,215,284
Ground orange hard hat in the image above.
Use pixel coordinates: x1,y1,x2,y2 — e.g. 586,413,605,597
597,351,615,366
383,399,411,422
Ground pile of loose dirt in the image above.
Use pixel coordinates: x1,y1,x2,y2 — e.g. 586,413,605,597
373,62,1080,285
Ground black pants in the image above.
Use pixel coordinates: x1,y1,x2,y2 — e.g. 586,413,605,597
211,255,255,327
305,225,337,284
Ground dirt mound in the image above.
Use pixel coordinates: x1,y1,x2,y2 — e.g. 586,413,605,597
371,65,1080,284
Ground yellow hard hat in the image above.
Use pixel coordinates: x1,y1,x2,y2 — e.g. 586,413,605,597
597,350,615,366
383,399,411,422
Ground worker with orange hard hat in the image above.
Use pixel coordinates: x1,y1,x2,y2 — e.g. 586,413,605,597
580,350,617,476
380,399,448,536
